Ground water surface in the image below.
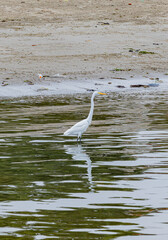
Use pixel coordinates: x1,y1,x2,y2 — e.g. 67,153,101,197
0,91,168,239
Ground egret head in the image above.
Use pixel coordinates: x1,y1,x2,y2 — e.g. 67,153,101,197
91,91,107,99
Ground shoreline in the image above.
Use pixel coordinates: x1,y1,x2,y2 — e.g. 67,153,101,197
0,75,167,99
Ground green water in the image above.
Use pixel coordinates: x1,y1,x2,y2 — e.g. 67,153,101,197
0,91,168,239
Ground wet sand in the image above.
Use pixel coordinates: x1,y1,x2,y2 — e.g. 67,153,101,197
0,0,168,96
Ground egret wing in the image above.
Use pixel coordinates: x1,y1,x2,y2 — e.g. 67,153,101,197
64,119,89,136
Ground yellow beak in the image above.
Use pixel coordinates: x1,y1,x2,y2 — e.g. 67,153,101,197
98,92,107,95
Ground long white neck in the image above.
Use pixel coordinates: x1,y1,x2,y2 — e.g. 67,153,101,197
87,92,96,125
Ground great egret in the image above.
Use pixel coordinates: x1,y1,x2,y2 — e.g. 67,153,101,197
64,91,107,141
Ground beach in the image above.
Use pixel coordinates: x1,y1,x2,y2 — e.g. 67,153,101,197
0,0,168,96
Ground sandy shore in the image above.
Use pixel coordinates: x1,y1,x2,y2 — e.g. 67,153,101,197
0,0,168,96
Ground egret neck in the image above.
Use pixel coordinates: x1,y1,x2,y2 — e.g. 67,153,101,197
87,91,96,125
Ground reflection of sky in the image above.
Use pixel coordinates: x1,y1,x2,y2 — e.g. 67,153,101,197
64,144,93,192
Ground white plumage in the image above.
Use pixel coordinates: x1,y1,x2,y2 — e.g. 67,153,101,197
64,91,106,141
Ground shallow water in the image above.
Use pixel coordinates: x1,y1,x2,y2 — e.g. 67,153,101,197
0,91,168,239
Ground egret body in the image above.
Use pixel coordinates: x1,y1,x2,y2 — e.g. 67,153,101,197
64,91,106,141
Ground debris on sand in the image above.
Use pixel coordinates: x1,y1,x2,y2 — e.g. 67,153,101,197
111,77,127,80
130,84,149,88
1,81,8,87
98,22,110,25
24,80,34,85
148,83,159,87
95,83,103,86
129,49,155,55
38,73,66,79
38,74,44,79
138,51,155,55
110,68,131,72
116,85,125,88
37,87,49,92
130,83,159,88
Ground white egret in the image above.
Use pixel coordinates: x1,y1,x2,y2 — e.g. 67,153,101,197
64,91,107,141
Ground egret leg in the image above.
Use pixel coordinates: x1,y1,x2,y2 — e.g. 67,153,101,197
77,136,82,143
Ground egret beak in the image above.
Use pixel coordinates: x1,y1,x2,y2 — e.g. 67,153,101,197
98,92,107,95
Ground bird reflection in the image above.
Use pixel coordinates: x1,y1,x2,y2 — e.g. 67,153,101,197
64,144,94,192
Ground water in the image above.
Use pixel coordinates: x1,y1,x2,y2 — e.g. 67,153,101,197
0,91,168,239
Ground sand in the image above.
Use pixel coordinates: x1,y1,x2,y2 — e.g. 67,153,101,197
0,0,168,97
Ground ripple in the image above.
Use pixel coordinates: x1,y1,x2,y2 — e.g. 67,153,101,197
0,92,168,239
